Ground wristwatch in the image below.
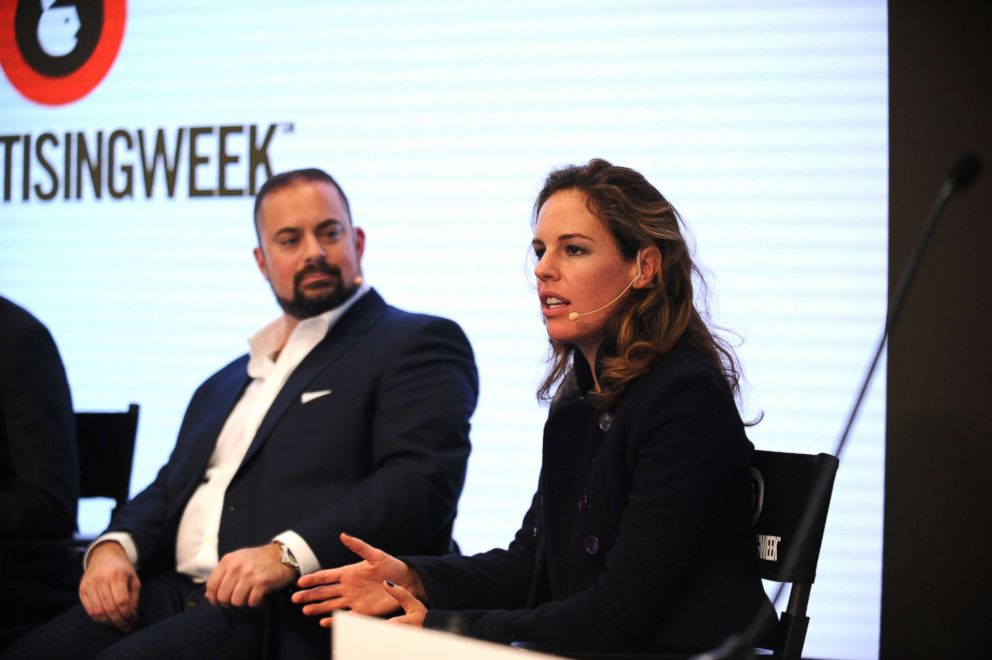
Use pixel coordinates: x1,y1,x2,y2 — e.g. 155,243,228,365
274,541,301,578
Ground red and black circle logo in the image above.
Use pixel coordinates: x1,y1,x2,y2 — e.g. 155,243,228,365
0,0,126,106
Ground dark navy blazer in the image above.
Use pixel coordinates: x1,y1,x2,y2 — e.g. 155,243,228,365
106,289,478,654
408,345,772,651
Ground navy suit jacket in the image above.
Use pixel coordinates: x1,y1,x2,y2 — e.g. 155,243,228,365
106,289,477,652
0,296,78,540
408,345,772,651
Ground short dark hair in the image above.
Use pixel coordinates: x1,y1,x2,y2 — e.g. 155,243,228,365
253,168,352,241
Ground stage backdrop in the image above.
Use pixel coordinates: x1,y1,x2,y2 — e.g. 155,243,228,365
0,2,886,658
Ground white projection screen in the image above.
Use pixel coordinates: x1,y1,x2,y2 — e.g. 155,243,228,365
0,2,887,658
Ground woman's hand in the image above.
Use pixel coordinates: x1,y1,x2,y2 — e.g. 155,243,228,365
292,532,426,627
383,579,426,628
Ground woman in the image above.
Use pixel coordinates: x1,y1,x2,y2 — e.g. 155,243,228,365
292,159,773,652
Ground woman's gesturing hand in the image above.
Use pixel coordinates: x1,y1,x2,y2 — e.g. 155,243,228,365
382,579,427,628
292,532,426,627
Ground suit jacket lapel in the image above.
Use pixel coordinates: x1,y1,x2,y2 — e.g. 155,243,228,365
237,289,386,469
175,358,251,504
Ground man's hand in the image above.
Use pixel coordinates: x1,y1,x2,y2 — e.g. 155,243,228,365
205,543,296,608
293,532,425,627
79,541,141,632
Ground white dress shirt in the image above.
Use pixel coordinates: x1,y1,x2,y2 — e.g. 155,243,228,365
89,284,369,581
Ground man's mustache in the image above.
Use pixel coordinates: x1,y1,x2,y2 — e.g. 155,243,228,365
294,262,342,288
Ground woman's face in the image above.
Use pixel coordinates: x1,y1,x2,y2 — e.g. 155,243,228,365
533,189,639,366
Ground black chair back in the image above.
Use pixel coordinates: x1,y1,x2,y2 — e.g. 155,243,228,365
750,450,839,660
75,403,139,519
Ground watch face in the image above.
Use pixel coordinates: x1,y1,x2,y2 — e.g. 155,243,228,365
279,544,300,573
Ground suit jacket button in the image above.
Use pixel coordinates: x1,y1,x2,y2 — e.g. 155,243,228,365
578,494,589,512
598,412,613,432
584,534,600,555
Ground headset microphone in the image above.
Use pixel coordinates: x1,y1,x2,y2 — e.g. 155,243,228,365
567,254,643,322
354,275,363,286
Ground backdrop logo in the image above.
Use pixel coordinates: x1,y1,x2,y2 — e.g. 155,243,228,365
0,0,126,106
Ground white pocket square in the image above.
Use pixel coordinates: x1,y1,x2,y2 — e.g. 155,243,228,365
301,389,332,404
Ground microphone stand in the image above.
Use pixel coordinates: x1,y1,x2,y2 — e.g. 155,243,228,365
691,153,984,660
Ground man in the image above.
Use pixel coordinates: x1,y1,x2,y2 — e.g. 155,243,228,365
3,168,478,659
0,297,80,643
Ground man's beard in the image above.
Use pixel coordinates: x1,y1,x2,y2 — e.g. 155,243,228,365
274,262,359,319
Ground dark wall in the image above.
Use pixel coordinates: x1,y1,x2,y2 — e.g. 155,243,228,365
884,2,992,658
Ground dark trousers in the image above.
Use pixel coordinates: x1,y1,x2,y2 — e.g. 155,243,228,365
0,543,81,649
1,572,263,660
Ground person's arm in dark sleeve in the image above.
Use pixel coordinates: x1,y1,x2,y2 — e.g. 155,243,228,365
101,360,245,565
0,310,78,538
404,491,541,612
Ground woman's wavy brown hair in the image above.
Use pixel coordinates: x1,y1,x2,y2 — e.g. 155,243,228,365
534,158,742,411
